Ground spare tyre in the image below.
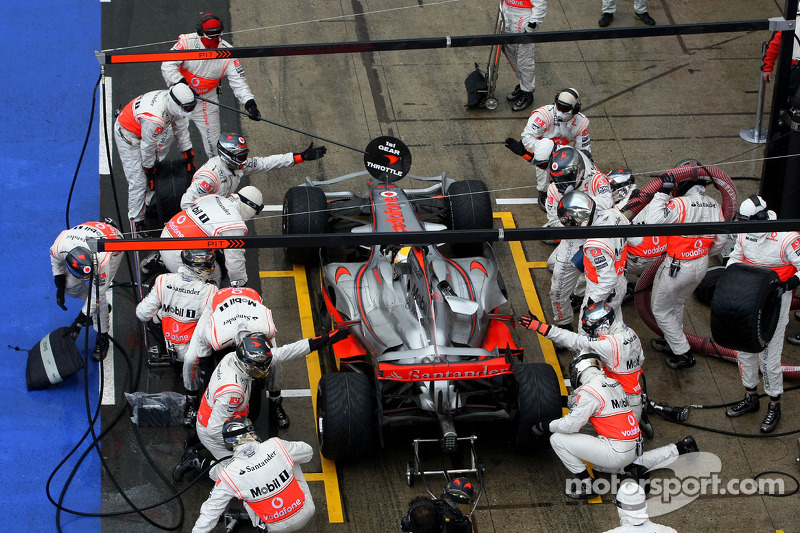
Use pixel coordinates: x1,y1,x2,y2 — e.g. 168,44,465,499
154,160,192,225
710,263,782,352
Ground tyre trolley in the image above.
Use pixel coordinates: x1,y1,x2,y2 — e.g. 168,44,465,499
476,2,505,110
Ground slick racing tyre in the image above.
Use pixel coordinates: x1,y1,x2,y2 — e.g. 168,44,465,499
512,363,562,451
282,186,329,264
446,180,493,257
154,160,191,225
317,372,373,461
711,263,782,352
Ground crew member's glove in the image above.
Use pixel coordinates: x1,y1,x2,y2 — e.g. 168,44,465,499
293,142,327,163
55,274,67,310
244,99,261,121
658,173,675,195
782,276,800,292
183,149,196,174
308,328,350,351
504,138,534,161
519,312,551,336
526,21,538,32
144,165,158,190
93,332,110,362
531,421,551,437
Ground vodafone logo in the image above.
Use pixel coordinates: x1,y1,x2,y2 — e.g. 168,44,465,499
380,190,398,198
272,497,284,509
693,239,704,249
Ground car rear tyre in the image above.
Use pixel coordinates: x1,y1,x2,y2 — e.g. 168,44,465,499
282,186,328,264
446,180,493,257
317,372,373,461
512,363,562,451
154,160,192,225
711,263,782,352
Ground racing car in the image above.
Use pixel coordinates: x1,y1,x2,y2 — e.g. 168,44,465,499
282,137,562,462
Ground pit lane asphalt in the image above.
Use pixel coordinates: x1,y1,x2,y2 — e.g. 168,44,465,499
101,1,799,532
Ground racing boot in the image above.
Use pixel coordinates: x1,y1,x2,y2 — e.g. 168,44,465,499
183,394,199,427
506,84,523,101
133,219,149,238
649,337,672,354
622,463,651,494
760,402,781,433
512,90,534,112
271,396,290,429
675,435,699,455
634,11,656,26
565,470,597,500
598,12,613,27
665,351,695,370
93,332,110,362
725,391,759,418
172,447,208,482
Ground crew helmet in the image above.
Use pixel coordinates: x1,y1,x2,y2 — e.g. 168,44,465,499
581,301,616,338
65,246,93,279
441,477,476,505
607,169,636,204
234,185,264,220
181,249,216,277
549,146,586,194
235,331,272,379
221,414,258,451
218,132,249,170
569,349,603,388
554,88,582,118
735,194,769,221
167,83,197,117
557,190,595,227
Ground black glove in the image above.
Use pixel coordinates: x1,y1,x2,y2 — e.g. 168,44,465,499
68,311,91,339
294,142,327,162
658,173,675,195
183,149,196,174
54,275,67,310
308,328,350,351
782,276,800,292
526,21,538,32
244,99,261,121
531,421,551,437
93,332,110,362
144,165,158,190
504,138,529,157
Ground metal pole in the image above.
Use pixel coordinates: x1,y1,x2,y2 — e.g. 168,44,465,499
740,42,769,144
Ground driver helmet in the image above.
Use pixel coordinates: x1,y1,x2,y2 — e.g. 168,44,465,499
181,249,216,277
221,414,258,451
557,190,595,228
549,146,586,194
235,331,273,379
65,246,93,279
218,133,250,170
569,349,603,388
581,302,616,338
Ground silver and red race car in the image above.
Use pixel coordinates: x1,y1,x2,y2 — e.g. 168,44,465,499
282,137,562,462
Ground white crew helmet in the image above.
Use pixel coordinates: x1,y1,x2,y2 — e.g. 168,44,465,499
234,185,264,220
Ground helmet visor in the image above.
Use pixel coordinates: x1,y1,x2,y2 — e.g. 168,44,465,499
555,100,574,113
170,90,197,113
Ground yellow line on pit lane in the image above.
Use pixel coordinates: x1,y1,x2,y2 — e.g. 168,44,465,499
260,266,344,523
494,213,602,504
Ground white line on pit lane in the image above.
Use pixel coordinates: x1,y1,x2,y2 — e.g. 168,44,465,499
495,198,536,205
280,389,312,397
